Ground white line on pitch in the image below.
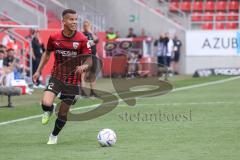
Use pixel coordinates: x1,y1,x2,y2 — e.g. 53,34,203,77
0,104,99,126
0,76,239,126
118,101,240,107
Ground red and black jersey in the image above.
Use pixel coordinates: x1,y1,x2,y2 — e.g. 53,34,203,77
47,30,91,85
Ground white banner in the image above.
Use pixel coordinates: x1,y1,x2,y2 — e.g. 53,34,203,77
186,30,240,56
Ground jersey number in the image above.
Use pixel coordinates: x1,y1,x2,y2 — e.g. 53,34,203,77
48,82,54,90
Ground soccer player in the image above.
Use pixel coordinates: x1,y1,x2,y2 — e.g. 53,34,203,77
82,21,99,97
33,9,92,144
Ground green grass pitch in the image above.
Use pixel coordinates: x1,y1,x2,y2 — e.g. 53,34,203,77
0,76,239,160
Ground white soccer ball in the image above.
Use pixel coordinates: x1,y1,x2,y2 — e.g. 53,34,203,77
97,128,117,147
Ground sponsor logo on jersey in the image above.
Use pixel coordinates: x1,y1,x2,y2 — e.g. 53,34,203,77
56,49,77,57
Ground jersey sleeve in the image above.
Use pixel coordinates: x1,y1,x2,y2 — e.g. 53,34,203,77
81,37,91,54
47,35,54,52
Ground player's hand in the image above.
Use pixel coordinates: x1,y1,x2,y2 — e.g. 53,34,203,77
75,64,89,74
33,71,40,84
89,40,95,46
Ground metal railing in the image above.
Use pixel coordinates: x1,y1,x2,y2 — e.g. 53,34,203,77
135,0,188,30
17,0,47,28
0,12,24,25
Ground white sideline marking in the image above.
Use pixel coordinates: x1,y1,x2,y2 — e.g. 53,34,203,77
173,76,240,92
0,104,99,126
0,76,239,126
118,101,240,107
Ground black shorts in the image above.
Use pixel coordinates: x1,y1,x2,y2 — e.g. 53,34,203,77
173,52,180,62
45,77,79,102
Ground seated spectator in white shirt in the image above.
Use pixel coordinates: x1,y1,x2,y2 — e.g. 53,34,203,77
2,48,16,87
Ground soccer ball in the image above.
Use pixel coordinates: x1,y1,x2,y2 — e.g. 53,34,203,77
97,128,117,147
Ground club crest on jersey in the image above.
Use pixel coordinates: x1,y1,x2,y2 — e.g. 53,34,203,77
73,42,79,49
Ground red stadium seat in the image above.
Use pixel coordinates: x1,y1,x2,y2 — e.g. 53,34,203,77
229,1,239,11
205,1,215,11
203,12,213,21
215,23,225,30
192,1,203,12
228,11,238,21
180,1,191,12
169,1,179,12
191,12,202,21
226,23,238,29
216,1,227,11
216,12,226,21
201,23,213,30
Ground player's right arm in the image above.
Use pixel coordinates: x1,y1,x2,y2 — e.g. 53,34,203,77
33,35,53,83
32,51,51,83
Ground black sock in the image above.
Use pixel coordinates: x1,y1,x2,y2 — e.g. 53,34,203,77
42,104,54,112
52,118,66,136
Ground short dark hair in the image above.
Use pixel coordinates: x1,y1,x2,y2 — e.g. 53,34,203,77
62,9,77,18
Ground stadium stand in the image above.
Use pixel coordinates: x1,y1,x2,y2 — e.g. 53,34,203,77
167,0,239,30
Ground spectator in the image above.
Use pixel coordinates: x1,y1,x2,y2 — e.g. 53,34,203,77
31,31,45,87
106,27,117,40
127,52,139,77
116,31,121,39
82,20,99,97
3,49,15,68
172,35,182,75
3,48,16,87
24,29,36,78
0,48,6,85
139,28,147,38
11,38,19,51
154,34,165,66
127,27,137,38
2,31,14,47
166,34,174,68
5,37,18,52
138,28,152,56
0,50,4,68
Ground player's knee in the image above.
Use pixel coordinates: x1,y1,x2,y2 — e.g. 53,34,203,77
42,99,53,107
61,94,76,105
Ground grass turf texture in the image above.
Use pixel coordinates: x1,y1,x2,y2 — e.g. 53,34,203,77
0,76,239,160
